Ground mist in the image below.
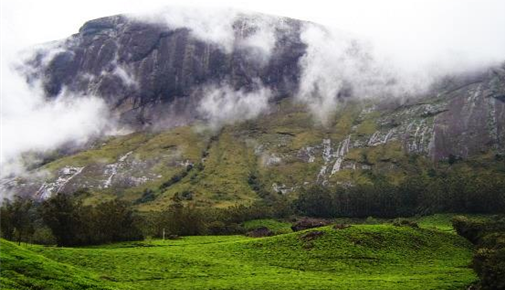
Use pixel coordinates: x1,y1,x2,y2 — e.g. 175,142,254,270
0,47,111,179
196,81,272,130
134,6,279,58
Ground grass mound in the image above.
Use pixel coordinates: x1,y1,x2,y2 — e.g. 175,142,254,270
0,239,118,290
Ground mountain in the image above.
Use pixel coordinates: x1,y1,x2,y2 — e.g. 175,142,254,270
24,12,306,128
4,11,505,209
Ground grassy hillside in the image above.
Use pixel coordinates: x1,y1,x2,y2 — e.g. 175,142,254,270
2,224,477,290
19,99,504,211
0,239,118,290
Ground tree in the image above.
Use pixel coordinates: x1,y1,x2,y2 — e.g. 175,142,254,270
92,200,143,243
40,193,84,246
158,203,207,236
295,186,334,218
0,197,33,245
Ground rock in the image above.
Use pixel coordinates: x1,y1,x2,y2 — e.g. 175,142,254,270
291,218,330,232
246,227,274,237
299,230,324,241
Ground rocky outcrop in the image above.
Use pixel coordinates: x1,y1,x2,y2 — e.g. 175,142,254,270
26,13,306,128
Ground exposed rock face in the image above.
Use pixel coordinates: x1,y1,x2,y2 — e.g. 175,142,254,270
26,13,306,128
430,70,505,160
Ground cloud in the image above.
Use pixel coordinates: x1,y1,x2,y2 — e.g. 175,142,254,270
132,6,279,59
196,80,272,130
133,6,238,53
295,21,504,124
295,24,394,124
0,48,111,180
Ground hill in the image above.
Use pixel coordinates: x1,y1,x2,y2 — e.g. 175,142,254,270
2,224,477,289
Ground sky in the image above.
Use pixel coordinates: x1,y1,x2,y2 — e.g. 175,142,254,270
1,0,505,178
2,0,505,67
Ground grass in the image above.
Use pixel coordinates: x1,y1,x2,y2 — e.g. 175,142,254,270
2,223,477,290
414,213,494,232
0,239,117,290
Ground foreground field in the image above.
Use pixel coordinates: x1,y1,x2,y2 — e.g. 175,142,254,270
1,222,477,290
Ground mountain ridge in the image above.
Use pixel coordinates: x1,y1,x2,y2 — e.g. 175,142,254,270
3,10,505,208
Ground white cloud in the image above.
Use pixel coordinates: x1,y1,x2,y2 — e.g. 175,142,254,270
197,81,272,130
132,6,281,60
134,6,239,53
0,50,111,179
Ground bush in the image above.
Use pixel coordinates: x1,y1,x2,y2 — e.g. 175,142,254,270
31,227,56,245
206,221,245,235
157,204,207,236
452,216,505,290
452,216,486,244
473,246,505,290
392,218,419,228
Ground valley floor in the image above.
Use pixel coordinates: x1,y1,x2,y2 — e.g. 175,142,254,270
1,218,477,290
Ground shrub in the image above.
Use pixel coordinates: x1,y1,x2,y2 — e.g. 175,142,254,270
31,226,56,245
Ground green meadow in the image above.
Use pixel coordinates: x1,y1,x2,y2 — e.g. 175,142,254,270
1,218,477,290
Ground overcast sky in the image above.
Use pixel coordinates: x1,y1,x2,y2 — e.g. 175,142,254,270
2,0,505,67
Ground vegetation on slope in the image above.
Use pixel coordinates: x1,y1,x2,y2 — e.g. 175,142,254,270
453,215,505,290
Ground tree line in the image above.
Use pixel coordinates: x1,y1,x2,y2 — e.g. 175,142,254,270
1,194,142,246
1,170,504,246
0,192,292,246
296,171,505,218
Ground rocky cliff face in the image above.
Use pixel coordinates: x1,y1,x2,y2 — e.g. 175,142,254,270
26,13,306,127
6,11,505,206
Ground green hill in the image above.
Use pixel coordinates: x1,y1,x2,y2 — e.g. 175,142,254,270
2,224,477,290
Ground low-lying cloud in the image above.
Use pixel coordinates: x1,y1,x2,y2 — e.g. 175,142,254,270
295,22,503,124
196,81,272,130
0,48,111,180
295,24,413,124
133,7,279,59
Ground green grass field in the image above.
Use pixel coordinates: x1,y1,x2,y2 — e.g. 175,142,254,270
1,222,477,290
